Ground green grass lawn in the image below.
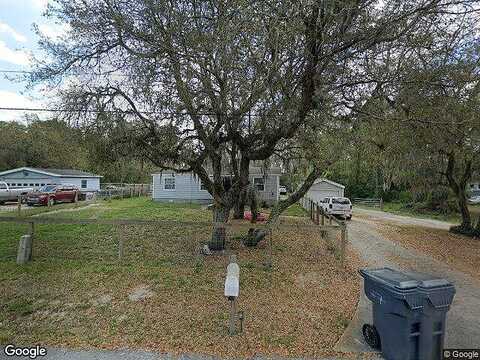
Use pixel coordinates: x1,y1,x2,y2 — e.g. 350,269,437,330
0,197,360,357
356,201,480,223
281,203,307,217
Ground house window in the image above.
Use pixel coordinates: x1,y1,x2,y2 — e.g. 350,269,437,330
164,177,175,190
253,177,265,191
81,180,87,189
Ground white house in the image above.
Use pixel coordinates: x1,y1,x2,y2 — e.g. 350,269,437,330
152,166,282,205
0,167,102,192
305,179,345,203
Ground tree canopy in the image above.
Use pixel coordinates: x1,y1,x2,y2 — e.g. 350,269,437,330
27,0,480,244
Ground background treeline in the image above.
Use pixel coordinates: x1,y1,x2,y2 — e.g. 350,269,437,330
0,117,154,183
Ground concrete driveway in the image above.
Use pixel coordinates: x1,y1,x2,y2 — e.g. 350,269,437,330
335,210,480,355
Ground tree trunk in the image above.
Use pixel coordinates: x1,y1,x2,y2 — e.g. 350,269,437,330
209,203,230,251
457,190,472,229
445,153,476,236
475,214,480,233
233,158,250,219
233,190,246,219
267,166,323,225
249,186,258,224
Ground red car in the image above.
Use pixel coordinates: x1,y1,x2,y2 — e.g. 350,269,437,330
26,184,80,206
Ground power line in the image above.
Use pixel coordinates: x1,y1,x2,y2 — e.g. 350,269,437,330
0,70,31,74
0,106,277,117
0,69,133,77
0,106,210,115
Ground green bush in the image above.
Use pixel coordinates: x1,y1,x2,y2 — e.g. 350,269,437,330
398,191,413,203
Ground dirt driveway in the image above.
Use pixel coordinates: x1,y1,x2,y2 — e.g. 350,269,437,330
336,209,480,355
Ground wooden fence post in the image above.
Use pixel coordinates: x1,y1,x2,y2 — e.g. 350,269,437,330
28,221,34,260
340,226,347,267
118,226,124,261
315,204,320,225
17,195,22,216
17,234,32,264
380,198,384,210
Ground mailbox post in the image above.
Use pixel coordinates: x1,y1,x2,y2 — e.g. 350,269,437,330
224,255,240,335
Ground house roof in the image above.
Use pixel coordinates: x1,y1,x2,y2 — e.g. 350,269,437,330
153,166,282,176
313,178,345,189
0,167,102,178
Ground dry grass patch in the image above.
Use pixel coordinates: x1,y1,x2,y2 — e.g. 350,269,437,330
0,213,361,358
376,222,480,281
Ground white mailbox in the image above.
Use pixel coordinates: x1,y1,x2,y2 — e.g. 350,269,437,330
224,274,239,298
224,255,241,335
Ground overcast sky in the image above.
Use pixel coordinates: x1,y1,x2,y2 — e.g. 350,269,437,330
0,0,63,122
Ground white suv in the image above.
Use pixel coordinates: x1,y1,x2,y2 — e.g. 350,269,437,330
319,197,352,220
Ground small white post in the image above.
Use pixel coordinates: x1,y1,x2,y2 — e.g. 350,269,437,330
225,255,240,335
17,234,32,264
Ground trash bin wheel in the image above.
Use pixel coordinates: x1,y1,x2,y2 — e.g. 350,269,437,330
362,324,381,350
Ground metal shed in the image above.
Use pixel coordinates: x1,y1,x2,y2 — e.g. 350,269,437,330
306,179,345,203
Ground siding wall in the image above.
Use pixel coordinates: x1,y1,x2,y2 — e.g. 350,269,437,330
0,170,100,192
152,173,213,204
306,181,344,203
152,172,279,205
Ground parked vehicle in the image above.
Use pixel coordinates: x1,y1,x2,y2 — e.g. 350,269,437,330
279,186,287,195
26,184,79,206
468,196,480,205
319,196,353,219
0,182,33,204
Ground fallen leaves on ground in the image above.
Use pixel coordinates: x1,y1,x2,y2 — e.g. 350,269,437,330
377,222,480,282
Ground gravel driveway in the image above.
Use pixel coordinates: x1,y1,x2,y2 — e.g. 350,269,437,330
335,211,480,355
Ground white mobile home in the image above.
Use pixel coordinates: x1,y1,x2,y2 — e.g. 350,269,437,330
0,167,102,192
152,167,282,205
306,179,345,203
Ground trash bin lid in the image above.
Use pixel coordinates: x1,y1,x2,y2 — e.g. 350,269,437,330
360,268,451,290
360,268,419,289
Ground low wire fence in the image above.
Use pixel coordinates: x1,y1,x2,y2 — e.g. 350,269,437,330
300,197,348,265
352,197,383,209
98,183,152,200
0,215,346,268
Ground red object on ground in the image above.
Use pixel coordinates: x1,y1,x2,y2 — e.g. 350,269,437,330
244,211,267,222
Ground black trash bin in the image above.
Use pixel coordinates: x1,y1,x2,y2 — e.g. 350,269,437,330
359,268,455,360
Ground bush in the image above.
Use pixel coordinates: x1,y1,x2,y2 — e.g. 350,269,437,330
398,191,413,203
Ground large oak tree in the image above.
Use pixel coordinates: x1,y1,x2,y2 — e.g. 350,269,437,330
29,0,471,248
